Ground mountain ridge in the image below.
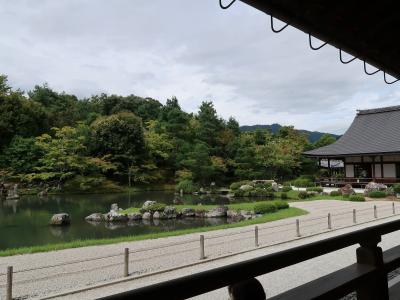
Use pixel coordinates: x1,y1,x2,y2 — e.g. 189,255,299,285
239,123,340,143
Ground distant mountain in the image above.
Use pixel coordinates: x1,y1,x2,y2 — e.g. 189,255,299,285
239,123,340,143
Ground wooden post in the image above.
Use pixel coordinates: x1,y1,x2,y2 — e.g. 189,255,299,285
393,202,395,215
353,209,357,224
328,213,332,230
356,236,388,300
200,235,205,260
374,205,377,219
255,226,259,247
296,219,300,237
6,266,12,300
124,248,129,277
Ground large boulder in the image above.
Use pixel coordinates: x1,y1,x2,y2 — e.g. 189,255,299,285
195,209,206,218
227,210,244,221
181,208,195,217
163,206,177,219
110,203,119,212
142,212,152,220
364,181,387,195
49,213,71,226
104,211,128,222
142,200,157,210
127,212,142,221
340,184,355,195
271,181,279,192
239,184,253,191
153,211,167,219
205,206,228,218
240,210,254,220
85,213,105,222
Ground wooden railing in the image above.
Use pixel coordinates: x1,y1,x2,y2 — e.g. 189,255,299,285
100,218,400,300
317,177,400,187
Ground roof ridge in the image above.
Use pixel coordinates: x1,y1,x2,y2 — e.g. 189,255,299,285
357,105,400,115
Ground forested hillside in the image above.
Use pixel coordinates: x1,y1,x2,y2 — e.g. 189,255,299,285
0,75,335,191
240,124,340,143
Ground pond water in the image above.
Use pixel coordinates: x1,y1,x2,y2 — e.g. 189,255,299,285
0,191,241,250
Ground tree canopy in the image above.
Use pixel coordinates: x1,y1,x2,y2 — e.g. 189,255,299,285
0,74,315,187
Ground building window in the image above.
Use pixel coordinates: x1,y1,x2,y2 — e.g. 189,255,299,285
354,164,371,178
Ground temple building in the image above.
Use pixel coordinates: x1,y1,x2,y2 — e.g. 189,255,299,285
304,106,400,186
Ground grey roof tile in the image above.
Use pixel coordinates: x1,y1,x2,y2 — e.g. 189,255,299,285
304,105,400,157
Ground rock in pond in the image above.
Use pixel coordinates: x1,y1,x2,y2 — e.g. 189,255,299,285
164,206,177,219
205,206,228,218
153,211,167,219
226,210,244,221
128,212,142,221
110,203,119,211
142,212,152,220
49,213,71,226
181,208,195,217
85,213,105,222
104,211,128,222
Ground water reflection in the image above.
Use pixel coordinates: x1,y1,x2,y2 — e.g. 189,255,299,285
0,191,237,250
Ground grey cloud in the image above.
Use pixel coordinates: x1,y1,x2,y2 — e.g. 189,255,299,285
0,0,398,134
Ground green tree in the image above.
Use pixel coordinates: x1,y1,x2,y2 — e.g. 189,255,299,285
313,133,336,149
0,136,43,174
28,84,82,128
33,126,113,184
0,89,48,149
196,101,223,149
91,112,145,186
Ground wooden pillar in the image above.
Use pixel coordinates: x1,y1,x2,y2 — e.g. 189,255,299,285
356,236,388,300
328,158,331,177
380,155,384,179
372,156,375,180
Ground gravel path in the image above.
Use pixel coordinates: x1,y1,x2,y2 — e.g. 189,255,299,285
0,200,398,299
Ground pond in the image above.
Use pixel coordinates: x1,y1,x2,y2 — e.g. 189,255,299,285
0,191,241,250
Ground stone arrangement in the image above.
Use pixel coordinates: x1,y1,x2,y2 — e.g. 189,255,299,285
49,213,71,226
85,201,259,224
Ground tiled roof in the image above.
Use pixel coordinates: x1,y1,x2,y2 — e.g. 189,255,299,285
304,106,400,157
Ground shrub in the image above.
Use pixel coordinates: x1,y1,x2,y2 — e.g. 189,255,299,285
146,203,166,212
254,182,272,189
281,186,292,192
230,180,253,190
254,202,277,214
330,190,341,196
298,191,310,199
292,178,314,187
393,184,400,194
274,200,289,209
280,192,288,200
342,194,350,198
349,195,365,202
368,190,387,198
176,180,199,194
306,187,323,193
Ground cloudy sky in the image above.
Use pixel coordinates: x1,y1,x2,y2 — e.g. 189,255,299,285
1,0,399,134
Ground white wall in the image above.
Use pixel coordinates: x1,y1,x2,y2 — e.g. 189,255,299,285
383,164,396,177
374,164,382,177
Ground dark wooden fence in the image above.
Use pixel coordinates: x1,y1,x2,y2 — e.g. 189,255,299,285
100,218,400,300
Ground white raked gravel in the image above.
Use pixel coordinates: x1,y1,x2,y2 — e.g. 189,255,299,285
0,200,399,299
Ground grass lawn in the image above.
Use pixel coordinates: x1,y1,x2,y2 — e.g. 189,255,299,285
0,207,306,257
122,200,291,214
